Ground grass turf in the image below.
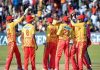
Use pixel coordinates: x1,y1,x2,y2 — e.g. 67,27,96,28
0,45,100,70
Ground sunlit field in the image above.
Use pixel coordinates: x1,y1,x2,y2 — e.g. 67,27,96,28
0,45,100,70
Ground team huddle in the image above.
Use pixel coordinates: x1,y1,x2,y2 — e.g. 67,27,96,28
4,8,92,70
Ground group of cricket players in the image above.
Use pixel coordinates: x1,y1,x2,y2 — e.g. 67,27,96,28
4,7,92,70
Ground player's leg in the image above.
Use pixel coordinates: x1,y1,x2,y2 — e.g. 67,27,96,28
64,40,69,70
14,43,22,70
82,42,92,70
85,49,91,66
49,42,57,70
70,44,78,70
29,47,36,70
55,40,65,70
85,38,92,66
78,42,84,70
23,47,29,70
78,41,90,70
5,42,14,70
43,43,51,70
75,42,79,64
83,56,92,70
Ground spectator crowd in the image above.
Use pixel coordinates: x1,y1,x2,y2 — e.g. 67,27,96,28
0,0,100,33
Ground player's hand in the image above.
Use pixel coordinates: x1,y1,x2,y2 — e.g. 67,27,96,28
28,6,32,9
35,46,38,50
24,8,29,16
45,42,49,47
35,43,38,50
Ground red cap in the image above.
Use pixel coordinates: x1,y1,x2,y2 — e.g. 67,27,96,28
6,16,12,21
62,16,68,22
26,15,33,23
47,17,53,23
77,15,85,20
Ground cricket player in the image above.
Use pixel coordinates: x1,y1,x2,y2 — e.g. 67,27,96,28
70,26,78,70
5,10,29,70
55,16,71,70
5,15,23,70
71,15,92,70
21,15,38,70
85,18,92,66
43,17,58,70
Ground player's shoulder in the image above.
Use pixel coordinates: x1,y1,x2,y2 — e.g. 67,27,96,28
47,25,52,28
23,24,32,29
7,22,14,26
24,24,34,27
60,23,67,27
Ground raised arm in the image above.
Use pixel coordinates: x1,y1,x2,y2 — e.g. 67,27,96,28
14,16,24,26
21,30,24,50
14,8,30,26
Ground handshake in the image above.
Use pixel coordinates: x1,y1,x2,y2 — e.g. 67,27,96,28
23,6,32,16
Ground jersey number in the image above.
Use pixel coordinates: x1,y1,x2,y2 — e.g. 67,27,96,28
26,30,29,36
7,29,11,38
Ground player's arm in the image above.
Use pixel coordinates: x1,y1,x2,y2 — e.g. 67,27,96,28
46,26,50,42
14,8,30,26
21,33,24,45
33,34,38,50
32,26,38,50
43,26,49,47
14,16,24,26
71,20,85,27
21,31,24,50
87,20,93,29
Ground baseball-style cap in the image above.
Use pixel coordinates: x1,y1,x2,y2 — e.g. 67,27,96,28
62,16,69,22
47,17,53,23
77,15,85,20
26,15,33,23
6,15,13,21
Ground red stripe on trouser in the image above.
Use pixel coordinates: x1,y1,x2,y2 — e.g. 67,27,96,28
43,42,57,70
5,42,22,70
70,44,78,70
77,42,91,70
55,39,69,70
24,47,36,70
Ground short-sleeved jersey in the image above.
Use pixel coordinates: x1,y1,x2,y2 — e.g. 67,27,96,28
71,20,87,42
22,24,35,47
69,26,80,43
57,23,71,40
74,27,80,42
6,16,24,43
6,22,16,43
46,24,58,43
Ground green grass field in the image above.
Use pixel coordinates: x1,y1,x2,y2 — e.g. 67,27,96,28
0,45,100,70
